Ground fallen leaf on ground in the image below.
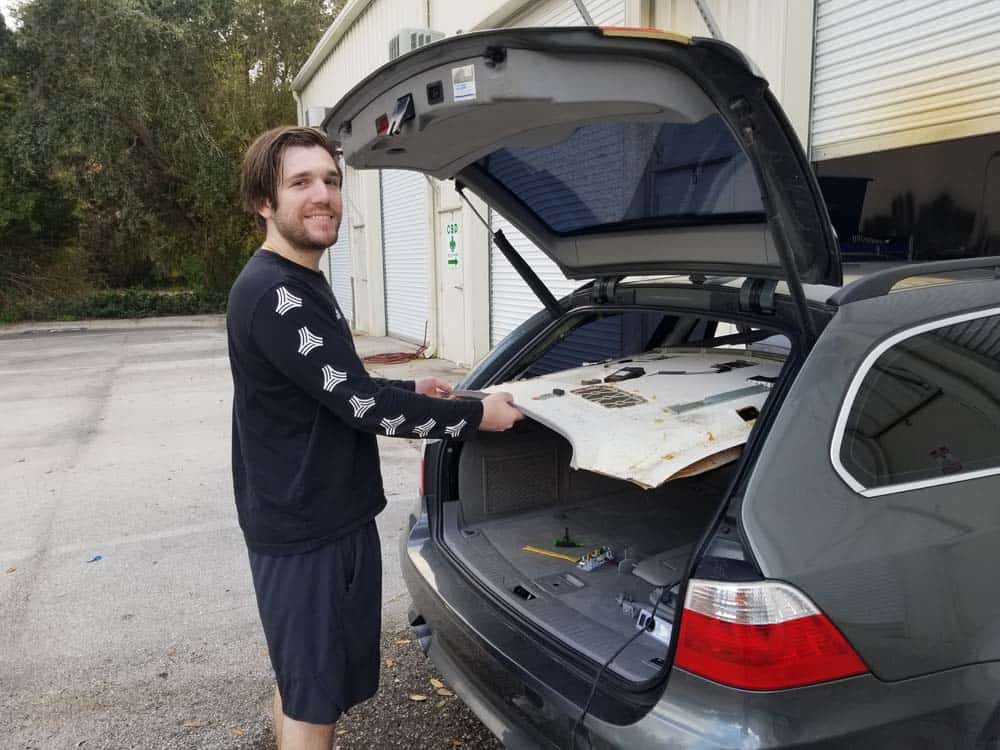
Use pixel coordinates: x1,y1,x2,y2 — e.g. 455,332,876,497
436,688,454,697
182,720,209,728
449,740,464,746
5,567,15,574
436,699,446,708
166,647,176,657
384,657,395,668
336,729,349,736
408,694,428,702
429,678,444,689
229,728,245,737
394,638,412,645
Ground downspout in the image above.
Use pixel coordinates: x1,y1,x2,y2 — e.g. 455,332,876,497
292,90,304,126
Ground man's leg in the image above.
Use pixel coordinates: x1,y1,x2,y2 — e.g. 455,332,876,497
279,715,336,750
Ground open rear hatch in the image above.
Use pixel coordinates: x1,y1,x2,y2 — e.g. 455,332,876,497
325,26,840,292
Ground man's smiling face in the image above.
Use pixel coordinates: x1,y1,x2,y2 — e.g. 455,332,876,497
260,145,343,253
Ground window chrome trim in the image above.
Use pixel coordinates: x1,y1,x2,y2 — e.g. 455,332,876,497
830,306,1000,498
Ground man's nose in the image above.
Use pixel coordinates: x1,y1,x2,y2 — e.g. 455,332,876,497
308,179,334,203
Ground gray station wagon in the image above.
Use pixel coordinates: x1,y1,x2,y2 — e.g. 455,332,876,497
324,26,1000,749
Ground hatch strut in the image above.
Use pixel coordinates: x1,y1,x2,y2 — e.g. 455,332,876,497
570,0,595,25
455,181,563,320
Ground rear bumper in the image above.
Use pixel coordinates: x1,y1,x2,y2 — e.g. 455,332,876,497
402,507,1000,749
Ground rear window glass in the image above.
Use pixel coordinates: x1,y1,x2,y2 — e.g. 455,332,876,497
478,115,764,234
839,313,1000,491
525,311,671,377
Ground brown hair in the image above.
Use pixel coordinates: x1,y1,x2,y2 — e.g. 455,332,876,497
240,126,341,230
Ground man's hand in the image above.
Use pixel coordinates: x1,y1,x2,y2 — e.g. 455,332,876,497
415,377,454,398
479,392,524,432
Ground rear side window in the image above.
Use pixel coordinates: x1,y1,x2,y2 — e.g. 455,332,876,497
478,115,764,234
837,311,1000,494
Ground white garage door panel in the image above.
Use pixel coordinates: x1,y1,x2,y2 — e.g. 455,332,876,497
812,0,1000,160
381,170,431,344
328,174,353,325
490,212,582,347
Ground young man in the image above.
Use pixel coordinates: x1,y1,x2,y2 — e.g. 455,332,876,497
228,126,523,749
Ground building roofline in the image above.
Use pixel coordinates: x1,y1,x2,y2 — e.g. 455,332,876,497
292,0,375,93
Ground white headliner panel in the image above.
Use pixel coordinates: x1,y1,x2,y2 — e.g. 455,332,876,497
487,349,782,488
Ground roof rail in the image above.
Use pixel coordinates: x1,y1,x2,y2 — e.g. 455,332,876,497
828,256,1000,306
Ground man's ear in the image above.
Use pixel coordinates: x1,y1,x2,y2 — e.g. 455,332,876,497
258,199,274,221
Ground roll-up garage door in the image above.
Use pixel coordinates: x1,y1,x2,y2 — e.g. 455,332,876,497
490,0,626,347
811,0,1000,161
507,0,624,26
380,170,431,344
489,212,582,347
328,172,353,326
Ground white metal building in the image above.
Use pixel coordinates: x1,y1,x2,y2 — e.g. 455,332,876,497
295,0,1000,366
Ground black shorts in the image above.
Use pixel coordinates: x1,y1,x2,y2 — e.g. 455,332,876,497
248,521,382,724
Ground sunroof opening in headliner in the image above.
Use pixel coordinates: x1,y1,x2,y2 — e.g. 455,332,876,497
478,115,764,234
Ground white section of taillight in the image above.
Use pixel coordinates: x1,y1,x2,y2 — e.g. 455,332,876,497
684,579,820,625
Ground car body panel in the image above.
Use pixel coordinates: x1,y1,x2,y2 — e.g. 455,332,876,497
325,28,841,286
742,278,1000,681
404,505,1000,749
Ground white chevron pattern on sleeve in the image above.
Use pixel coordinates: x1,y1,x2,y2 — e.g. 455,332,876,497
321,365,347,392
412,418,436,438
379,414,406,436
444,418,468,438
275,286,302,315
297,326,324,356
349,395,376,419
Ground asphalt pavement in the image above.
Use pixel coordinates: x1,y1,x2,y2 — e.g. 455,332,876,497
0,316,498,749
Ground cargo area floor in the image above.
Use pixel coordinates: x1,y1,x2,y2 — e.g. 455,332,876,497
441,473,727,680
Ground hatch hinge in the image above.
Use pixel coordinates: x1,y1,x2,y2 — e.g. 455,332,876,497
739,278,777,315
483,45,506,68
591,277,621,304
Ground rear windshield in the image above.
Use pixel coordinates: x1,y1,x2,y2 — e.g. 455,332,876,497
478,115,765,234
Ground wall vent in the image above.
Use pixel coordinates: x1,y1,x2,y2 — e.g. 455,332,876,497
389,28,444,60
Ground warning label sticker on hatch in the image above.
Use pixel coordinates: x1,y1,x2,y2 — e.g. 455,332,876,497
452,64,476,102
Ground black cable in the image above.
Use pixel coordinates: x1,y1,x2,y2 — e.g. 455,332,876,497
569,590,670,750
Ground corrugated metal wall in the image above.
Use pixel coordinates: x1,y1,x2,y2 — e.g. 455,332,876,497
506,0,624,25
299,2,425,113
489,0,626,347
811,0,1000,161
381,170,432,344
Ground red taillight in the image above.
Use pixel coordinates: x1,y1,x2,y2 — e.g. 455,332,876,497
675,580,868,690
375,114,389,135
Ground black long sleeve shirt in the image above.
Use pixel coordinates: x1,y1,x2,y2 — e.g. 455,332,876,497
227,249,483,555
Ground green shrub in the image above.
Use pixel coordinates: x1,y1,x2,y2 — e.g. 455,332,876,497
0,287,227,323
